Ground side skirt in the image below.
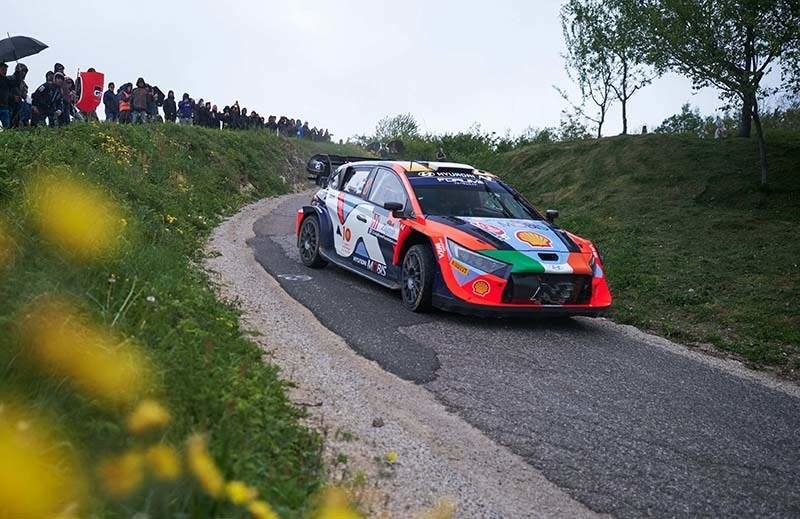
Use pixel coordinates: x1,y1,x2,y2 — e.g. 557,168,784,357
319,248,402,290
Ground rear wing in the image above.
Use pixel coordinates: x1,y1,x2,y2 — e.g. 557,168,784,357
306,154,374,186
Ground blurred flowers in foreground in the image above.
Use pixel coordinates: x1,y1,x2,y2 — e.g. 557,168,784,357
0,401,86,518
27,173,124,260
97,450,144,498
317,487,362,519
186,434,225,497
21,298,151,407
127,399,171,436
145,444,181,481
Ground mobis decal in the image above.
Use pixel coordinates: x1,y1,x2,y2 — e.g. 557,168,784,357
515,230,552,248
352,255,387,276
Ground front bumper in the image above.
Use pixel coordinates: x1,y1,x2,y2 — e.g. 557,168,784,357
432,293,609,318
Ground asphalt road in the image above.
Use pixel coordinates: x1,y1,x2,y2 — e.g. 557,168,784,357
248,193,800,518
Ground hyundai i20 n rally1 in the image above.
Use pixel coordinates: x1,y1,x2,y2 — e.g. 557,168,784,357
296,159,611,316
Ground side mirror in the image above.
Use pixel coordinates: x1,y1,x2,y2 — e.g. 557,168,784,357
545,209,559,223
383,201,406,218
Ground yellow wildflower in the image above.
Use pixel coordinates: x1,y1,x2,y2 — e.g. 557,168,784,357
21,299,150,406
316,487,361,519
165,214,177,225
186,434,224,497
28,174,124,260
97,450,144,498
226,480,258,505
0,402,86,518
385,451,398,464
145,444,181,480
127,399,171,435
249,500,279,519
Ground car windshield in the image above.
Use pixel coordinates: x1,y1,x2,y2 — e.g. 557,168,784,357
409,172,540,219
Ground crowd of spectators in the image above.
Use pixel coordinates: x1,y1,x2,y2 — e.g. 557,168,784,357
0,60,333,141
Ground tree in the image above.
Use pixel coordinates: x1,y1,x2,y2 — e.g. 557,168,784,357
628,0,800,186
561,0,616,138
374,113,419,143
561,0,655,135
654,103,708,136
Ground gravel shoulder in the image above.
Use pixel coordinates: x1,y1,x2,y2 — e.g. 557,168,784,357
204,194,600,518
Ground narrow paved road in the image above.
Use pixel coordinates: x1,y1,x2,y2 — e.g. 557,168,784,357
248,192,800,518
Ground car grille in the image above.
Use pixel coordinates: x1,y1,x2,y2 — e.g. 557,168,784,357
502,274,592,305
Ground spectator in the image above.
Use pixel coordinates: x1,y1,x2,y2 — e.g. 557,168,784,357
146,85,159,122
53,64,73,126
177,93,192,125
163,90,176,123
103,82,118,122
14,83,32,127
10,63,28,128
31,71,62,127
0,62,18,129
131,78,149,123
118,84,132,123
296,119,304,138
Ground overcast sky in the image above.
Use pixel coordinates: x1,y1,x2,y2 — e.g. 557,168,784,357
8,0,783,139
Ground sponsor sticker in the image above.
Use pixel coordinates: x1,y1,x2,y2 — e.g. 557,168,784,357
450,259,469,276
516,230,552,248
472,279,491,297
473,221,507,238
435,240,447,259
352,255,387,276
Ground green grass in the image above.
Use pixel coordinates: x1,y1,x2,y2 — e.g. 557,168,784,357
489,131,800,375
0,123,359,516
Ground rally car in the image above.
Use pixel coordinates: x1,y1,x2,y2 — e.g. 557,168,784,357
295,158,611,316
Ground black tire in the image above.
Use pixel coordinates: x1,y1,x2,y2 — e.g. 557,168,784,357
401,244,435,312
298,216,328,268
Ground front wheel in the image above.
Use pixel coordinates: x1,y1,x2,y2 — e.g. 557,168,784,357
298,216,327,268
401,244,435,312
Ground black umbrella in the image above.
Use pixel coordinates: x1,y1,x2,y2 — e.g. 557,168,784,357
0,35,48,63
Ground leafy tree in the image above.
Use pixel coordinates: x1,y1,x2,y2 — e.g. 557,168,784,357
655,103,708,136
627,0,800,185
561,0,655,135
560,0,616,137
374,113,419,143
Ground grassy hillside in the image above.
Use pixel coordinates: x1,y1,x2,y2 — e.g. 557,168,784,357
0,124,359,517
490,131,800,376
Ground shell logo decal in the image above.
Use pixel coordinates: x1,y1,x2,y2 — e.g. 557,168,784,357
472,280,491,297
515,230,552,248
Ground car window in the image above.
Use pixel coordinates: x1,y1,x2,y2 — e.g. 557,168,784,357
342,167,372,197
368,169,407,208
328,168,341,189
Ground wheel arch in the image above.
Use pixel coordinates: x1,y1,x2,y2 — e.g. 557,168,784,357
394,228,436,266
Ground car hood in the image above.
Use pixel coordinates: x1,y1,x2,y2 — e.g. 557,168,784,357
428,216,574,253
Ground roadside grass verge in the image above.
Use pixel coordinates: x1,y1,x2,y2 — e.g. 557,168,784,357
0,123,358,516
491,131,800,376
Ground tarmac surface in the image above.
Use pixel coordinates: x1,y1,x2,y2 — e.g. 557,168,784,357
248,192,800,518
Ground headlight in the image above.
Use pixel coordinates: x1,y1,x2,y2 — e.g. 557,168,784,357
447,239,510,277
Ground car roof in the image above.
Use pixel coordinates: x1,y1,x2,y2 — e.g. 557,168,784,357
344,159,499,179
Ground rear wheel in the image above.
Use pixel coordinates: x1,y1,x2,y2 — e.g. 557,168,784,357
298,216,327,268
401,244,435,312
